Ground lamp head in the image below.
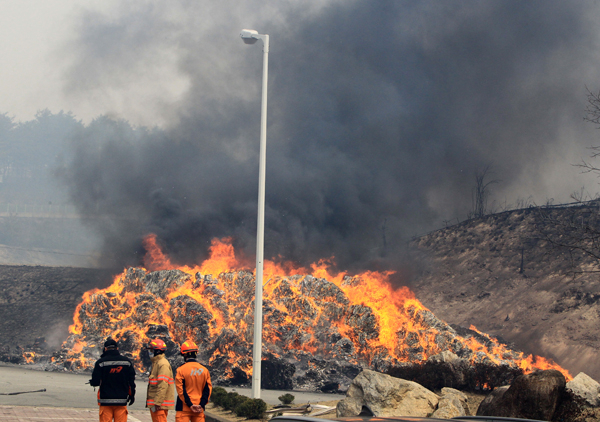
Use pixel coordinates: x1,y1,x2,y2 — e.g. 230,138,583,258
240,29,259,44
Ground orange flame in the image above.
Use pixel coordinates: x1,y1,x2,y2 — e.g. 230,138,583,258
65,234,572,381
466,325,570,379
22,351,35,364
143,233,173,270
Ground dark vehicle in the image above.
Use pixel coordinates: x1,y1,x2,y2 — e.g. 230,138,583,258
270,416,548,422
271,417,451,422
453,417,547,422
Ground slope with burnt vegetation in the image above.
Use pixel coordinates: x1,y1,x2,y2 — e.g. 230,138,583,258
0,265,113,359
409,204,600,380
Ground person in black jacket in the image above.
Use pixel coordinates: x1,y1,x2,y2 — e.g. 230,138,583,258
90,338,136,422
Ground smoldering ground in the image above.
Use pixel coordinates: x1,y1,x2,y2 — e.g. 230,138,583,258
58,0,600,277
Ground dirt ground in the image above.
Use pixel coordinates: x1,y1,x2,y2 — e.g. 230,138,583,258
464,393,486,415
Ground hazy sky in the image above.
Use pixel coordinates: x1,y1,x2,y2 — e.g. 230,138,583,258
1,1,111,122
0,0,333,127
4,0,600,271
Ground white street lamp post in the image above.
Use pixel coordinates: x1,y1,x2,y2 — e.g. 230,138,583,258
240,28,269,399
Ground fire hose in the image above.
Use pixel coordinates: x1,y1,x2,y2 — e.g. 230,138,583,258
0,388,46,395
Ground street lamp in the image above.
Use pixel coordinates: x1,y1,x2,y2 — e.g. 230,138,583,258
240,28,269,399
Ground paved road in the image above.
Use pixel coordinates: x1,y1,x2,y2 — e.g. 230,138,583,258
0,364,344,409
0,365,105,409
0,405,165,421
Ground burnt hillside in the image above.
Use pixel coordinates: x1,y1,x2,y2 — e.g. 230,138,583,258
0,266,113,355
409,205,600,380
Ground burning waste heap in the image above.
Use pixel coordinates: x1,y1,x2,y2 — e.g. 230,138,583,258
29,237,569,392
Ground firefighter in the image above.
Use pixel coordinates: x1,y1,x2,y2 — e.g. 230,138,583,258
145,338,175,422
90,338,136,422
175,340,212,422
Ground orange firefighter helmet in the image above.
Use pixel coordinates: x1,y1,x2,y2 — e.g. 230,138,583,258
148,338,167,352
180,340,198,354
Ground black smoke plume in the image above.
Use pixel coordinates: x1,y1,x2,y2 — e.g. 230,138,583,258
60,0,600,274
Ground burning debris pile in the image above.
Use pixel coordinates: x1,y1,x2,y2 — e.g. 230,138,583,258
22,237,570,392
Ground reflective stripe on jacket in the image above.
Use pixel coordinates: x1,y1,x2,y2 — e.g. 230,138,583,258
90,350,136,406
146,354,175,409
175,359,212,412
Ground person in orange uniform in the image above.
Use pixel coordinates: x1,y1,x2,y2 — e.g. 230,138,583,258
90,338,136,422
145,338,175,422
175,341,212,422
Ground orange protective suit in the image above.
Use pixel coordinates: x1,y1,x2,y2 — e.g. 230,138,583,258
175,358,212,422
99,405,127,422
150,408,169,422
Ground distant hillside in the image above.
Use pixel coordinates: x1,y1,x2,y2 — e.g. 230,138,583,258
409,204,600,380
0,265,113,353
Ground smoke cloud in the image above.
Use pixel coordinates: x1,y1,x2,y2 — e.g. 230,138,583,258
59,0,600,274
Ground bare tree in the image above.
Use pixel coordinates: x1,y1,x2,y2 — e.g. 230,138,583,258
576,88,600,176
470,166,500,219
584,86,600,128
533,88,600,273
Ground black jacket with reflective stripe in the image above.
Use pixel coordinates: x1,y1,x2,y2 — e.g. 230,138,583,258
90,350,136,406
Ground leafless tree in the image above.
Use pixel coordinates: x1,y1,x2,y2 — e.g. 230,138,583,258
533,88,600,273
584,86,600,128
576,88,600,175
470,166,500,219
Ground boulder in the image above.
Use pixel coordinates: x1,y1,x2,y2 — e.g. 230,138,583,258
566,372,600,407
337,369,439,417
477,369,566,421
440,387,468,404
432,387,470,418
477,385,509,416
443,387,470,414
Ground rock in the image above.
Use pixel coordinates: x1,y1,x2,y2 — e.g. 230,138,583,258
440,387,468,403
432,387,470,418
477,369,566,420
566,372,600,407
432,394,466,419
477,385,509,416
337,369,439,417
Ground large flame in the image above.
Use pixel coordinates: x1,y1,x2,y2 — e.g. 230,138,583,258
66,235,571,381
